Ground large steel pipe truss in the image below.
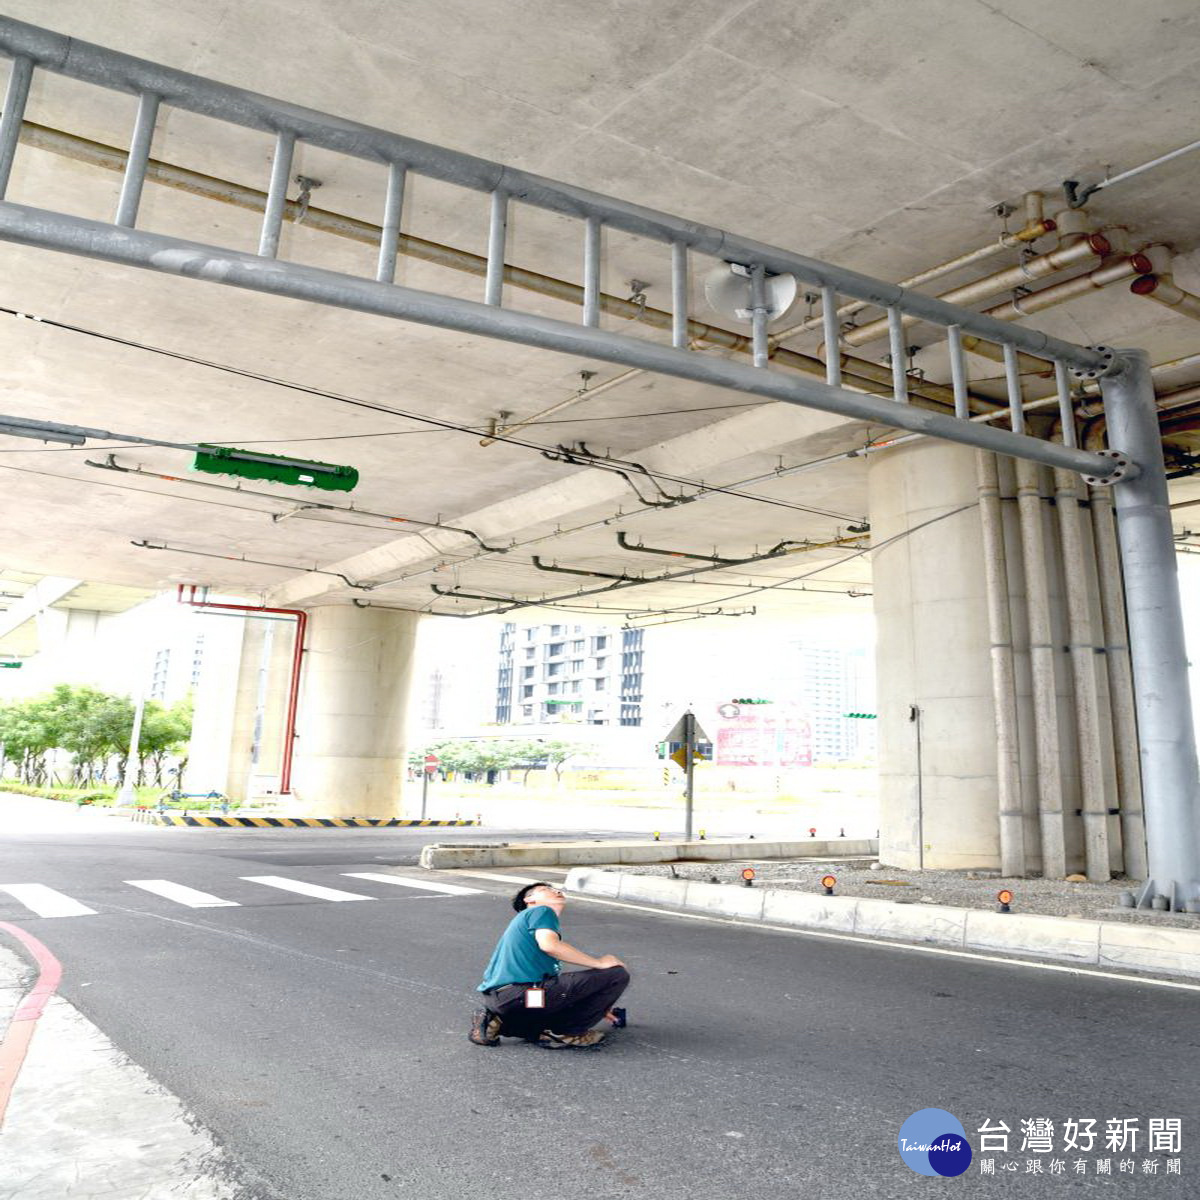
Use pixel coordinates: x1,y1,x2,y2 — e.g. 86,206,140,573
0,19,1196,907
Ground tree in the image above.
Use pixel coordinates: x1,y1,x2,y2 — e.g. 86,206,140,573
140,696,193,786
47,685,134,786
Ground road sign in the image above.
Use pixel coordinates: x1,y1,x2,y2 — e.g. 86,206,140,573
423,753,440,774
664,713,710,746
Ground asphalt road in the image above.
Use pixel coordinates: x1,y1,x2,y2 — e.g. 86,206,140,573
2,811,1197,1198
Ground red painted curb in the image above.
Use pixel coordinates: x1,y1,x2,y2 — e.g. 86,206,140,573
0,921,63,1127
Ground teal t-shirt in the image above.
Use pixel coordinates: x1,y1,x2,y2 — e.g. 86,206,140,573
478,905,562,992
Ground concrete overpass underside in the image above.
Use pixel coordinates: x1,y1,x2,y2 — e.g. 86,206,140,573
0,3,1198,901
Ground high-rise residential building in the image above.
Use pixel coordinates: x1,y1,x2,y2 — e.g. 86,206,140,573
495,622,645,727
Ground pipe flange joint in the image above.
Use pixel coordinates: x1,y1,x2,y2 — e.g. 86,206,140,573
1083,448,1133,487
1070,344,1117,381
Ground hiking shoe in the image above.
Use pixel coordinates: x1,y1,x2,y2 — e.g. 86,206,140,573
536,1029,608,1050
469,1009,502,1046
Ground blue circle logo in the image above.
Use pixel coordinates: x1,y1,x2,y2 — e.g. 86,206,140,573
898,1108,973,1177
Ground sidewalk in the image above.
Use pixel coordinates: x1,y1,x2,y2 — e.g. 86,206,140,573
0,942,250,1200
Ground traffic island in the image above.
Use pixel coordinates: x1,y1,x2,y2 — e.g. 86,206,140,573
417,837,877,869
132,813,478,828
564,867,1200,982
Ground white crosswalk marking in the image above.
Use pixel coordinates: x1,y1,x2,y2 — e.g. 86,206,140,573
0,883,96,918
341,872,482,896
241,876,372,902
125,880,240,908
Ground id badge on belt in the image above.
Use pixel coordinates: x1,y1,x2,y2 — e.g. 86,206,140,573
524,986,546,1009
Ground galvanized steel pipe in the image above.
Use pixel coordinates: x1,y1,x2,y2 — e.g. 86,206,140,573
0,17,1110,375
1099,350,1200,908
0,202,1125,478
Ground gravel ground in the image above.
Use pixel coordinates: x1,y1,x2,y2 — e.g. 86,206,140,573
622,857,1200,928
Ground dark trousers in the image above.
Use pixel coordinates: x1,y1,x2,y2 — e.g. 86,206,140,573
483,965,630,1038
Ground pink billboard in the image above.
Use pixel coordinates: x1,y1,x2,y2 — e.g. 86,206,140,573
710,702,812,768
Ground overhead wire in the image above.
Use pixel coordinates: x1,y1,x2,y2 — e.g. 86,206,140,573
0,306,848,519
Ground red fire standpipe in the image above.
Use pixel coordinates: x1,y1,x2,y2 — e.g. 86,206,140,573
176,584,307,795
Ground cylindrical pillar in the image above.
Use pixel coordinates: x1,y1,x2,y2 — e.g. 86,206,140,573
869,440,999,869
291,605,420,817
1100,349,1200,908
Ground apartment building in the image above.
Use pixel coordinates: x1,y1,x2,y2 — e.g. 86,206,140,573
495,622,645,727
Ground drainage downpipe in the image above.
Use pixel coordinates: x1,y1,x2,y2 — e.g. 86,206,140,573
1014,458,1067,877
960,251,1155,375
1130,273,1200,323
770,209,1057,342
1087,487,1148,878
976,451,1026,876
1053,469,1113,880
842,231,1111,348
176,585,307,796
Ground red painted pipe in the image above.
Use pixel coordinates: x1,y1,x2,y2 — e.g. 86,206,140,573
176,584,307,795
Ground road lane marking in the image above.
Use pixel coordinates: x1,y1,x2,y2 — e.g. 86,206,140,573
124,880,240,908
341,872,482,896
0,884,96,918
240,876,372,902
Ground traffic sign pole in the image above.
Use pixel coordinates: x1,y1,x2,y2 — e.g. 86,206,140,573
684,711,695,841
420,752,440,820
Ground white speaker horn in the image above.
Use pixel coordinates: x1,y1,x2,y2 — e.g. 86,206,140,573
703,262,799,325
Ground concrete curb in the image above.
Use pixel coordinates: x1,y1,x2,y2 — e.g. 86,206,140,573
418,837,876,869
132,813,478,828
564,868,1200,982
0,944,244,1198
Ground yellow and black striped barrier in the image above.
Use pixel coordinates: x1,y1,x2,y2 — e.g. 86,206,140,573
131,813,478,828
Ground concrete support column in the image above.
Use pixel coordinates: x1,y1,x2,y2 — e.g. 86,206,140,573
291,605,420,817
869,440,999,870
870,438,1134,877
181,617,246,797
222,617,295,802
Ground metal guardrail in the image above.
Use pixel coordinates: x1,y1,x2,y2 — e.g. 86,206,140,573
0,16,1122,479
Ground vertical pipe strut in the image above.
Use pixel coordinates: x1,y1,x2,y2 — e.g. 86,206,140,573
376,162,406,284
822,286,841,388
582,215,601,327
1055,360,1076,448
114,91,160,228
1054,468,1113,881
1100,349,1200,909
947,325,968,419
259,130,295,258
976,451,1026,876
484,188,508,306
670,241,688,350
1015,457,1067,877
0,54,32,199
750,263,768,369
1088,486,1148,878
1003,343,1025,436
887,307,908,402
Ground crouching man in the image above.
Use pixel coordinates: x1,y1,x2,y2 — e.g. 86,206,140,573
470,881,630,1050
